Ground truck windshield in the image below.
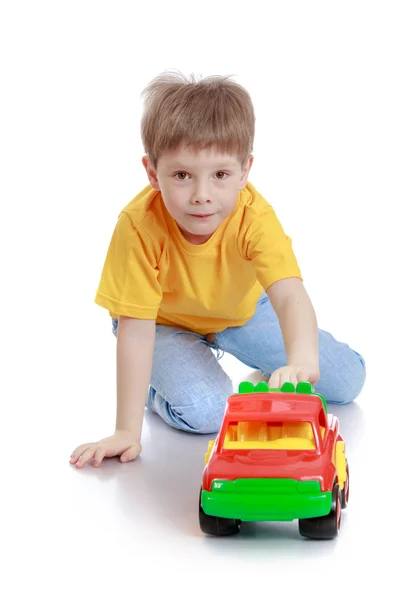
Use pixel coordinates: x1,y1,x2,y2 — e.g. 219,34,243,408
222,420,316,450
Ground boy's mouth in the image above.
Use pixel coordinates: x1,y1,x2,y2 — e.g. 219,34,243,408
189,213,214,219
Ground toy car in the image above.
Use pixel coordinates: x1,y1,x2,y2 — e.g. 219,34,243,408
199,381,349,539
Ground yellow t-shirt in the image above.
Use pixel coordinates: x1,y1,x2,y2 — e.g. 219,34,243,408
94,181,302,335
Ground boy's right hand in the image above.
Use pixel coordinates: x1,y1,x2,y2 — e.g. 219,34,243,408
70,430,142,468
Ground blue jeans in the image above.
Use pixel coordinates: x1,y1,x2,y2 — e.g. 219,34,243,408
111,293,366,434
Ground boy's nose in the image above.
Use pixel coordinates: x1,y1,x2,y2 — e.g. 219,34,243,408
191,187,212,204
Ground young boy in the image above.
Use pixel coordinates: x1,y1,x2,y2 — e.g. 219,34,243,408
70,71,366,469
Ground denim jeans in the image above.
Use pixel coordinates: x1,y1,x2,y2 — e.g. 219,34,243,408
111,293,366,434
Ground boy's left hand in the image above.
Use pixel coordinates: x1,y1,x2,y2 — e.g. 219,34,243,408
268,364,320,389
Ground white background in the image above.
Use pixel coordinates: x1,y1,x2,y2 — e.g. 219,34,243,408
1,1,399,598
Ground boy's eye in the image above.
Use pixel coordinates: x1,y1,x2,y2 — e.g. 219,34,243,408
174,172,228,180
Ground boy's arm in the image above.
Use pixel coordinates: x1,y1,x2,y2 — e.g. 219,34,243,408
70,316,155,468
116,316,156,438
266,277,320,388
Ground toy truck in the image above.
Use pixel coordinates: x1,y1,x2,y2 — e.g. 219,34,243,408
199,381,349,539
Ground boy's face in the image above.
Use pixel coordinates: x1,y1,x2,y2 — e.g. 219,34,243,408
142,145,253,244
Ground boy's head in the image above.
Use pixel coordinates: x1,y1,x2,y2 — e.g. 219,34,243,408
140,71,255,244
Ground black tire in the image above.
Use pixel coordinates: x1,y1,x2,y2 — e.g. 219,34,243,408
341,463,350,509
299,483,341,540
199,489,241,536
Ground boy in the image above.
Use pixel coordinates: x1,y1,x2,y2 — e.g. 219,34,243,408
70,71,366,469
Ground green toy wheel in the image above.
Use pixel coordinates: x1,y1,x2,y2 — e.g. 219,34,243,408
298,483,341,540
199,489,241,536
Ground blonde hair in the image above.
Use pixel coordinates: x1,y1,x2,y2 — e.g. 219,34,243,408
140,70,255,170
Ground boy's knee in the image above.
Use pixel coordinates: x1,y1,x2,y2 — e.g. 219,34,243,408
325,349,366,405
171,380,233,434
189,405,225,434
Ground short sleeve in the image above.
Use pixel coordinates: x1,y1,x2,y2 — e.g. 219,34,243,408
94,212,162,319
244,205,302,290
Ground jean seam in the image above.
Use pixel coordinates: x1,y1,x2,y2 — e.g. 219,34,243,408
214,343,272,379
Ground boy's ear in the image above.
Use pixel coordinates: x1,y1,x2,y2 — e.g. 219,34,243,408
142,156,160,190
239,154,254,188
